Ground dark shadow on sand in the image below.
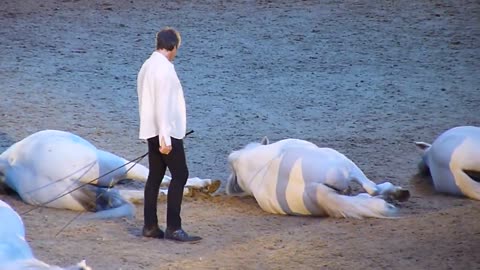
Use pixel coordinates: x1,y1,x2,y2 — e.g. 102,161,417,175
0,130,15,153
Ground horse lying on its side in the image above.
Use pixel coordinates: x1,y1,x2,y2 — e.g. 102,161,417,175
227,137,409,218
0,199,92,270
415,126,480,200
0,130,220,219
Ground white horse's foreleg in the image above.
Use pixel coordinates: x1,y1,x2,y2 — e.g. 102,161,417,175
159,175,172,188
119,176,221,204
161,177,221,194
184,177,221,193
160,176,215,188
118,187,199,204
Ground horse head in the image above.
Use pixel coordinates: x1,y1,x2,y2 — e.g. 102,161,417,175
226,136,269,196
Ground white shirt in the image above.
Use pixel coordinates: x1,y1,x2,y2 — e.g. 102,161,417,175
137,51,186,146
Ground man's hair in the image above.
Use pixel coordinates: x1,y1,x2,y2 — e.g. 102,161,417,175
156,27,181,51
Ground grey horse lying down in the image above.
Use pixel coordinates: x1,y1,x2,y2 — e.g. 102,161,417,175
0,130,220,219
0,199,92,270
415,126,480,200
227,137,409,218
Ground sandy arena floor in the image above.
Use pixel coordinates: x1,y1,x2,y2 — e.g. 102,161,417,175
1,0,479,269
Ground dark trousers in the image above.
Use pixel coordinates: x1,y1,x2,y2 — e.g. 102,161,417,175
144,136,188,230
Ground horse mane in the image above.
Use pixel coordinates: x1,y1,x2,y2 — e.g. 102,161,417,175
226,142,264,196
243,142,262,150
225,172,245,195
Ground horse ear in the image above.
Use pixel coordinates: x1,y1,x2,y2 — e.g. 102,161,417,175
414,142,431,151
261,136,269,145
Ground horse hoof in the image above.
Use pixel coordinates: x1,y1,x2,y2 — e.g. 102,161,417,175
394,188,410,202
184,187,194,197
206,179,221,194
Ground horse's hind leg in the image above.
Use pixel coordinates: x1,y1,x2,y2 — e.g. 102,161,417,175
351,177,410,202
375,182,410,202
349,176,379,195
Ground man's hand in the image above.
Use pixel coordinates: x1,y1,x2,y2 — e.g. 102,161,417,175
159,136,172,155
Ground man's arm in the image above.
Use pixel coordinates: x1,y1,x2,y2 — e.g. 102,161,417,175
152,69,175,150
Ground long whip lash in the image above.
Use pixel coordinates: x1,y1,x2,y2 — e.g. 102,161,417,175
53,155,147,237
55,211,84,237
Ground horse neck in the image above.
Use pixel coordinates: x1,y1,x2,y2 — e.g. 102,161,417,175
1,142,20,175
236,145,280,193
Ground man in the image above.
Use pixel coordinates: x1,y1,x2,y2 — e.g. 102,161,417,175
137,27,201,242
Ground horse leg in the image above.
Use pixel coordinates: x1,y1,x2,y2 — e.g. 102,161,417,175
304,183,397,218
184,177,221,194
119,176,221,203
160,176,221,195
118,188,177,204
375,182,410,202
351,177,410,202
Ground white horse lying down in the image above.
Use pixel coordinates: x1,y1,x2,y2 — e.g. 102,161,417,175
415,126,480,200
226,137,410,218
0,130,220,219
0,199,92,270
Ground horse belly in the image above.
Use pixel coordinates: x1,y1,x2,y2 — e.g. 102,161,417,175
30,192,87,211
283,158,313,215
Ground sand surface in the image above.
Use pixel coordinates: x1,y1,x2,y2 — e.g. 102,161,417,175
1,0,479,269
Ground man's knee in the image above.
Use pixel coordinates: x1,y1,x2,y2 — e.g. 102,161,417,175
171,168,189,186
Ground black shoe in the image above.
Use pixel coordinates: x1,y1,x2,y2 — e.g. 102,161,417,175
165,228,202,243
142,226,164,239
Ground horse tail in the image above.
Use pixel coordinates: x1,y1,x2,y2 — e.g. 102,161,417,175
309,183,397,219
